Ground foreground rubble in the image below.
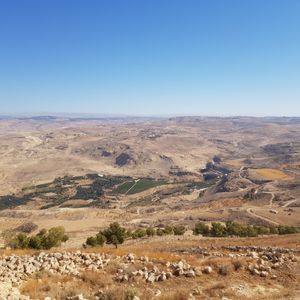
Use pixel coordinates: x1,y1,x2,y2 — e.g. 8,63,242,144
0,246,298,299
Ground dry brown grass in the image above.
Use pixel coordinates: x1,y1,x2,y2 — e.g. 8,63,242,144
254,168,292,181
0,248,40,256
21,274,88,300
81,270,113,288
225,159,245,167
156,288,190,300
84,244,182,263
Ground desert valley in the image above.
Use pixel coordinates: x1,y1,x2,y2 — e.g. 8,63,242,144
0,116,299,299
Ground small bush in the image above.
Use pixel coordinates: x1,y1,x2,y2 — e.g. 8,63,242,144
163,225,174,235
232,260,243,271
131,229,147,239
218,265,229,276
172,225,186,235
193,222,210,236
156,228,165,236
146,227,156,236
210,222,226,237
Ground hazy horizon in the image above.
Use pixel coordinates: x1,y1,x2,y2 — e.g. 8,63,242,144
2,112,300,119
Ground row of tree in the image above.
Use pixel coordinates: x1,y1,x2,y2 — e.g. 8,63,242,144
85,223,186,248
8,226,69,250
6,221,300,250
193,221,300,237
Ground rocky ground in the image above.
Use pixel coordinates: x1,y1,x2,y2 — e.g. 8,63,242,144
0,243,299,300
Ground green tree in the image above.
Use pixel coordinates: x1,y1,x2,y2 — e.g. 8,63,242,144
173,225,186,235
28,235,42,249
193,222,210,236
210,222,226,237
10,233,29,249
163,226,174,235
131,229,147,239
95,233,106,246
225,221,243,236
7,226,68,250
102,222,126,248
156,228,165,236
41,226,69,249
146,227,156,236
86,236,98,247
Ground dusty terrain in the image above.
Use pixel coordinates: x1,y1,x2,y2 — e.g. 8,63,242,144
0,115,299,299
0,234,299,299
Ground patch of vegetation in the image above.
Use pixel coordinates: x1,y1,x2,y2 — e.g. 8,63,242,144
193,221,300,237
0,194,33,210
128,178,167,194
185,180,216,190
113,181,136,194
85,224,187,248
0,174,131,210
113,178,167,195
7,226,69,250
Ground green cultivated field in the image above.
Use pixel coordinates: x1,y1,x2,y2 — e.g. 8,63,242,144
114,178,167,195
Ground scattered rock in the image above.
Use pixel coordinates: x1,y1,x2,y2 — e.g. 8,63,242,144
202,266,213,274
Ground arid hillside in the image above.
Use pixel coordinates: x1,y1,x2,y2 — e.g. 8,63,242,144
0,116,300,299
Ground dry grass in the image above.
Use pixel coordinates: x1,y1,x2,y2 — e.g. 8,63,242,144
254,168,292,181
81,270,113,288
232,259,244,271
84,244,182,263
21,275,88,300
0,248,40,256
225,159,245,167
156,288,190,300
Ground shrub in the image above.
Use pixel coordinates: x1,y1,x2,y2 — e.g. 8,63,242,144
146,227,156,236
39,227,69,250
269,226,279,234
193,222,210,236
95,233,106,246
225,221,243,236
254,225,270,235
28,235,42,249
232,260,243,271
277,225,300,235
131,229,145,239
163,225,174,235
86,236,98,247
210,222,226,237
172,225,186,235
9,233,29,249
156,228,165,236
218,265,229,276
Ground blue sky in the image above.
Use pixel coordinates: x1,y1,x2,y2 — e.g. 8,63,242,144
0,0,299,116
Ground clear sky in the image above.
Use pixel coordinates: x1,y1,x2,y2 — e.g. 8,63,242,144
0,0,299,116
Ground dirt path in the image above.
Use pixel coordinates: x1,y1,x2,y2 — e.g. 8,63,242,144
264,191,275,207
282,199,297,208
246,207,279,225
125,179,140,195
